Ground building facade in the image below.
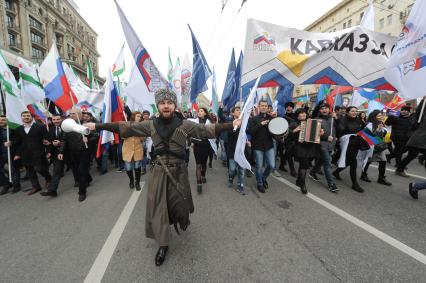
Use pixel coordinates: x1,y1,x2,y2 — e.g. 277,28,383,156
305,0,415,36
0,0,103,84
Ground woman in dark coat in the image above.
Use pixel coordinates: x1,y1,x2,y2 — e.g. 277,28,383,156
190,107,215,193
291,109,322,194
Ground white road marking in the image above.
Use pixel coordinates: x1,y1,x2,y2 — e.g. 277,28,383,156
370,164,426,180
273,176,426,265
84,183,145,283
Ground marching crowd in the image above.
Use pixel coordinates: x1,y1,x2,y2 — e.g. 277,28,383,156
0,96,425,203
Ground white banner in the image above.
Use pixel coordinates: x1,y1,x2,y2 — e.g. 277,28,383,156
242,19,397,91
384,0,426,100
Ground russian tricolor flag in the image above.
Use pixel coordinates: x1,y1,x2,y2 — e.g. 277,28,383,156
96,69,126,158
39,43,77,112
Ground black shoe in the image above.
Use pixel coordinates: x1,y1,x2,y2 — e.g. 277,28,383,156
409,183,418,199
352,185,364,193
377,177,392,186
328,183,339,193
257,185,265,193
360,173,371,183
78,194,86,202
129,180,135,189
296,179,307,194
332,170,342,180
202,177,207,184
197,183,202,194
0,188,8,195
11,188,20,194
99,170,107,175
135,182,141,191
279,166,288,172
155,246,168,266
290,170,297,177
309,172,320,182
263,179,269,189
40,191,58,197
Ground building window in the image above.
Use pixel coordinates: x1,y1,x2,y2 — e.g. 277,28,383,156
343,22,346,29
348,19,352,28
7,15,14,27
379,18,384,29
32,47,44,58
5,0,12,10
29,16,43,31
31,32,43,44
8,33,16,45
387,14,392,25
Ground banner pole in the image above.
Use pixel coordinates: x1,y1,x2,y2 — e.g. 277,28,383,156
418,98,426,124
0,88,12,183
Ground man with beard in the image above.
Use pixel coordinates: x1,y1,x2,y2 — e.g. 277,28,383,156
85,89,241,266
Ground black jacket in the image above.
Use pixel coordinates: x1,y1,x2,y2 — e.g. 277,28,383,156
60,130,97,153
336,116,364,138
48,125,65,155
14,122,49,166
385,114,416,141
248,113,274,151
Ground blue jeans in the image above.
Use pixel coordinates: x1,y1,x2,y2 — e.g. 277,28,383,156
228,159,245,186
413,182,426,191
220,139,227,161
254,148,275,186
124,160,142,171
312,148,334,185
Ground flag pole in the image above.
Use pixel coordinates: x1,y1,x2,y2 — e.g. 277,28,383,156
0,88,12,183
418,97,426,124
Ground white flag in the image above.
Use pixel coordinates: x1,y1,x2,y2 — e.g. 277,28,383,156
384,0,426,100
235,76,261,170
125,61,154,110
18,59,45,105
173,58,182,106
351,88,369,107
112,44,125,77
114,0,168,93
360,1,375,31
0,52,28,129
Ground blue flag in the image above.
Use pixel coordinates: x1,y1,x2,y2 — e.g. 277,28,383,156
188,25,211,102
222,49,236,110
334,93,343,107
225,51,243,111
276,85,294,116
316,84,330,106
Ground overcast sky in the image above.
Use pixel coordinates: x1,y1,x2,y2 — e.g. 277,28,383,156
74,0,342,95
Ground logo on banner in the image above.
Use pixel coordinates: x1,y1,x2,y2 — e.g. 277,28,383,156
398,24,412,43
253,32,276,51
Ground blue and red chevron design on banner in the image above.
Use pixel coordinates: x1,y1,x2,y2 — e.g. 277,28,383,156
136,49,151,91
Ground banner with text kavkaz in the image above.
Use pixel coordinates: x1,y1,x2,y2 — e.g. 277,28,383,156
242,19,397,95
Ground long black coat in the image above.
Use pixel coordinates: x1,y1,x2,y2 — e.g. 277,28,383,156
407,100,426,150
14,122,49,166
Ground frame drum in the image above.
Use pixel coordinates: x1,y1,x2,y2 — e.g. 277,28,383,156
268,117,289,139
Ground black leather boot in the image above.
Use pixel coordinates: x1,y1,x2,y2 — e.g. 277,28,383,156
360,172,371,183
135,168,142,191
297,169,308,194
126,170,134,189
155,246,168,266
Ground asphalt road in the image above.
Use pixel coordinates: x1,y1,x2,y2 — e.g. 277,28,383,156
1,156,426,282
